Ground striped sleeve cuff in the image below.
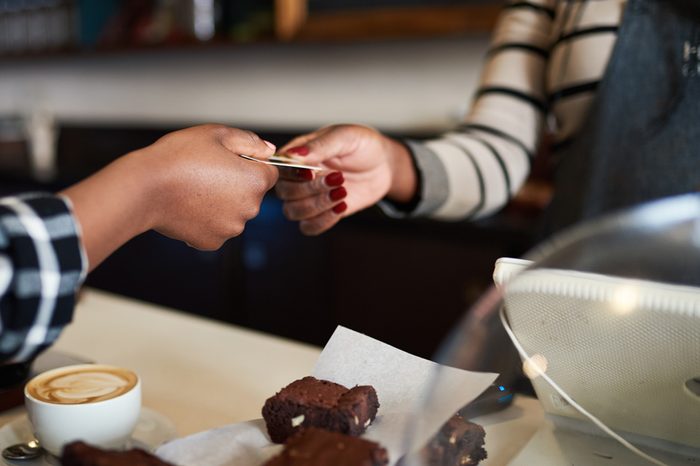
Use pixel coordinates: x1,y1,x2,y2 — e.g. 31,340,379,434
378,139,450,218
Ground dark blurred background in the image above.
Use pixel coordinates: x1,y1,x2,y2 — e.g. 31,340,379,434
0,0,548,359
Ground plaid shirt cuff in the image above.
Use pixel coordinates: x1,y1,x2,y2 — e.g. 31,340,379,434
0,193,87,363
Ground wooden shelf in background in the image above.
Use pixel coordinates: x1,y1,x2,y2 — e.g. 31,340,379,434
2,3,501,59
293,4,502,42
275,0,309,41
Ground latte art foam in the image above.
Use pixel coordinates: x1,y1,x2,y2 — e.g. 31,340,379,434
27,367,138,405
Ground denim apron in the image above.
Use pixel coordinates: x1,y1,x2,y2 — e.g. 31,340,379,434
543,0,700,235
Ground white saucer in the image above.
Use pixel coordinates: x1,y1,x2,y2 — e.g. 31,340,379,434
0,407,177,465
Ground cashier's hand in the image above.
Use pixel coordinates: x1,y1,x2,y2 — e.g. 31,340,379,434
62,124,278,270
275,125,417,236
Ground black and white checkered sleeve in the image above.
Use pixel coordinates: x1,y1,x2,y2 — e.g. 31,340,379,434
0,193,87,364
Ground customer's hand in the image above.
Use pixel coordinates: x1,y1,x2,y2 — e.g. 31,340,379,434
143,125,278,249
62,124,278,269
276,124,417,235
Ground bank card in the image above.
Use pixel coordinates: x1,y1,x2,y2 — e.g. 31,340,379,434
239,153,323,171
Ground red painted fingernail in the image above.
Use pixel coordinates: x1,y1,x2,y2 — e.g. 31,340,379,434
332,202,347,214
325,171,344,187
287,146,309,156
329,187,347,201
295,168,314,181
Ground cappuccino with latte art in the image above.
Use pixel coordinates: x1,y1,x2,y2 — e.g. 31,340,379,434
25,364,142,456
27,366,137,404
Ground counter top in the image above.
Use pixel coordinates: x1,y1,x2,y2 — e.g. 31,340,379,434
0,288,543,464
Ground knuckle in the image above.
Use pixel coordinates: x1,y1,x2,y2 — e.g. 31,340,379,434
245,203,261,219
252,176,271,198
156,130,178,145
267,167,280,185
282,203,299,220
313,193,330,212
258,166,279,190
206,216,242,240
241,129,260,146
300,221,322,236
275,183,290,199
206,124,230,141
228,223,245,237
218,218,245,238
205,123,227,134
191,238,222,251
310,174,323,188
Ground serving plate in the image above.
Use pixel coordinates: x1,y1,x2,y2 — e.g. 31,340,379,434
0,407,177,465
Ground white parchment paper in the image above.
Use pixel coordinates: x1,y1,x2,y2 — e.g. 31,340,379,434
157,326,497,466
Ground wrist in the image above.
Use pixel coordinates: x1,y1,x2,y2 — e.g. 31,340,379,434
59,147,157,270
120,146,163,234
385,137,418,203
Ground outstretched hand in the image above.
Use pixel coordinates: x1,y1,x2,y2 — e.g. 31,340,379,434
62,124,279,269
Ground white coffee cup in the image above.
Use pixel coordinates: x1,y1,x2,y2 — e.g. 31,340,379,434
24,364,141,456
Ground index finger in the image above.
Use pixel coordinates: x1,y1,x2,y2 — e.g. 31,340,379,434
279,128,348,166
279,129,325,154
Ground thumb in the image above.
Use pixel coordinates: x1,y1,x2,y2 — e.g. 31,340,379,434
220,128,276,160
284,127,352,165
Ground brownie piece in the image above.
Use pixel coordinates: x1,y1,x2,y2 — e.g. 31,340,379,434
262,376,380,443
263,427,389,466
61,441,174,466
423,413,487,466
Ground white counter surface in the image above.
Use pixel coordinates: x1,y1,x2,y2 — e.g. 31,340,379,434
0,288,543,464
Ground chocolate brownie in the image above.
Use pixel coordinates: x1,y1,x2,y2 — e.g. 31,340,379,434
262,376,379,443
423,413,487,466
61,441,174,466
263,427,389,466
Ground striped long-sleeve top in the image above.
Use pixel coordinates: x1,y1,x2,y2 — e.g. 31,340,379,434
399,0,625,220
0,194,86,364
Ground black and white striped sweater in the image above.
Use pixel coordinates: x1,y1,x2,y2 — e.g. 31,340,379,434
398,0,625,220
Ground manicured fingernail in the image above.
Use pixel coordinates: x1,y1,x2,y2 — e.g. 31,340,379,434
325,171,344,187
263,140,276,151
287,146,309,156
332,202,347,214
295,168,314,181
329,187,347,201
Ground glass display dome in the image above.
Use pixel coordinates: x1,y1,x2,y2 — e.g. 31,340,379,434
402,194,700,466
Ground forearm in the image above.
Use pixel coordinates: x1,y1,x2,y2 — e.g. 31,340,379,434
60,149,155,272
